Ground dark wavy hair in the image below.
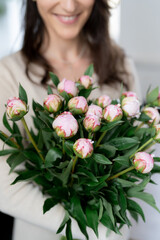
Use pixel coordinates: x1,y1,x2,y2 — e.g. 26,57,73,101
22,0,130,89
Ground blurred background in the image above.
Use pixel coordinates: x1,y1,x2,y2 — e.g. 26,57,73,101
0,0,160,240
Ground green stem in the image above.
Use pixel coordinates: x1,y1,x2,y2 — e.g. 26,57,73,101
130,138,154,159
72,155,78,174
62,138,65,155
95,130,107,148
135,122,144,131
21,117,45,163
107,166,135,181
143,141,156,152
88,132,93,139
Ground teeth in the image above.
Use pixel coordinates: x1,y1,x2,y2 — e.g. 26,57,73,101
60,15,77,21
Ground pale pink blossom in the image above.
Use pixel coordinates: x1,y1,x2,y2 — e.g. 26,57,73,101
57,78,78,98
143,107,160,124
83,115,101,132
122,97,140,117
68,96,88,115
122,91,137,98
43,94,62,113
78,75,93,89
153,124,160,143
86,104,103,118
133,152,154,173
103,104,123,122
96,95,112,108
7,97,27,119
52,111,78,138
73,138,94,159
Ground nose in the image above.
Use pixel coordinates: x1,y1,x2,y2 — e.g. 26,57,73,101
61,0,77,13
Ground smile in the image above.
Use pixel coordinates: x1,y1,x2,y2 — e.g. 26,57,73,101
54,14,80,24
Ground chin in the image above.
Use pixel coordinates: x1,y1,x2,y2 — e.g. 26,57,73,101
56,29,82,41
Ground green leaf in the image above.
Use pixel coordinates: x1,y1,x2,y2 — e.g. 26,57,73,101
60,91,71,102
113,156,130,167
49,72,60,87
101,212,119,234
100,121,124,132
138,112,152,122
45,147,62,168
146,87,159,104
127,176,150,193
64,141,74,158
7,152,26,173
127,199,145,221
47,85,53,94
116,178,135,188
84,64,94,76
19,83,28,104
91,153,112,165
78,88,94,98
3,112,13,134
77,168,98,182
102,198,115,225
23,150,43,168
98,144,117,158
66,219,73,240
0,149,19,156
109,137,139,150
0,131,19,148
86,206,99,237
61,160,73,185
118,188,127,213
11,170,40,184
70,195,88,239
57,211,70,234
43,198,59,214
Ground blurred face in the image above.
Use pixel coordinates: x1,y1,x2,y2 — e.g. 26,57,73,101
36,0,95,40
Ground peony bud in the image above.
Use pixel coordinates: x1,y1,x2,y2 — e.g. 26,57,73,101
153,124,160,142
152,91,160,106
143,107,160,124
6,97,27,120
96,95,111,108
122,91,137,98
86,104,103,119
52,111,78,138
122,97,140,117
68,96,88,115
83,114,101,132
43,94,62,113
57,78,78,98
103,104,123,122
133,152,154,173
73,138,94,159
78,75,93,89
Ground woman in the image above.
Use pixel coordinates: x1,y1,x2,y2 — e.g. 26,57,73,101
0,0,141,240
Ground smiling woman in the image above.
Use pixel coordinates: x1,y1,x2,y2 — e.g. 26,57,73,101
0,0,141,240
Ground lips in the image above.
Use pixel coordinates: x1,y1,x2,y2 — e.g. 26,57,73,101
54,13,80,24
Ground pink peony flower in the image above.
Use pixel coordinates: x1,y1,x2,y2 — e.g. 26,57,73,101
86,104,103,118
6,97,27,120
122,91,137,98
43,94,62,113
68,96,88,115
96,95,112,108
153,124,160,143
133,152,154,173
57,78,78,98
73,138,94,159
143,107,160,124
122,97,140,117
103,104,123,122
78,75,93,89
83,115,101,132
52,111,78,138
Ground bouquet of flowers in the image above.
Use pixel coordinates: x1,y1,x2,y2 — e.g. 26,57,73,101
1,65,160,240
